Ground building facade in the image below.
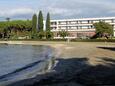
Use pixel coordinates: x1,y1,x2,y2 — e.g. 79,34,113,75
44,17,115,39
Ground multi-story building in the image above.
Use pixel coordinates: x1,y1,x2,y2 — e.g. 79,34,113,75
44,17,115,39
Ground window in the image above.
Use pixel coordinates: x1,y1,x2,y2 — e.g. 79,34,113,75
59,21,66,25
105,19,112,23
82,26,89,29
82,20,88,24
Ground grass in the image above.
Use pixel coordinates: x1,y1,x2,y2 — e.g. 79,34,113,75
0,38,115,42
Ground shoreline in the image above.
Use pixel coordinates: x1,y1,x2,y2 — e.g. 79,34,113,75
0,44,57,86
0,41,115,65
0,41,115,85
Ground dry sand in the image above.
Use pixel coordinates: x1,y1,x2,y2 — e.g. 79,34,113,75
51,42,115,65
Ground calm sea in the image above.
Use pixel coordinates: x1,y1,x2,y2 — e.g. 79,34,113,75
0,44,54,85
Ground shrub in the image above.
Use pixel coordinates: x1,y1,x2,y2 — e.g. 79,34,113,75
38,31,45,39
46,31,54,39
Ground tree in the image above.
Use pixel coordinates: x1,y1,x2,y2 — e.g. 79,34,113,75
46,12,51,31
0,20,32,39
38,11,44,32
58,30,69,39
93,21,113,39
0,28,5,38
6,17,10,22
32,14,37,33
32,14,37,39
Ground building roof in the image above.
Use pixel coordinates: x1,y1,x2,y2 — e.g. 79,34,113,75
50,17,115,22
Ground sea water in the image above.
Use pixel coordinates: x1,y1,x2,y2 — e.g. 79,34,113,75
0,44,54,85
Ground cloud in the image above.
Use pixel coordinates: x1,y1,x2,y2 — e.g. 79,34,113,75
46,0,115,19
0,8,34,18
0,0,115,20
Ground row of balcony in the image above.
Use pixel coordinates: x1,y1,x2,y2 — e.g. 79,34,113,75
51,23,115,27
51,20,115,26
51,28,96,31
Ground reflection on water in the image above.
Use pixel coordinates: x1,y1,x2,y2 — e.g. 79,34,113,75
0,44,54,85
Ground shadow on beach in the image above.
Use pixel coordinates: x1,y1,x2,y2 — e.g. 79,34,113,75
76,57,115,85
8,57,115,86
98,46,115,51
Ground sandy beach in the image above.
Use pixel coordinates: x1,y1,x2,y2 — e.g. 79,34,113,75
1,41,115,65
0,41,115,86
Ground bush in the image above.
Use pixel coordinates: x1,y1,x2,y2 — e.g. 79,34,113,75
58,30,69,38
31,32,38,39
71,39,115,42
38,31,45,39
45,31,54,39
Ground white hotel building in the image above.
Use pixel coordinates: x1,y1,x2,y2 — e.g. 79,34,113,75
44,17,115,39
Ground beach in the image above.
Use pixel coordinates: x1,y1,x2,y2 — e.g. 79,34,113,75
1,41,115,65
0,41,115,86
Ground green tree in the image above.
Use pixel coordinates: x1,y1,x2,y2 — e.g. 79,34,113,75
32,14,37,33
32,14,37,39
38,11,44,32
6,17,10,22
58,30,69,39
0,20,32,39
93,21,113,39
46,12,51,31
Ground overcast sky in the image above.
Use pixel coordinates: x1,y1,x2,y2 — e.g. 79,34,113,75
0,0,115,20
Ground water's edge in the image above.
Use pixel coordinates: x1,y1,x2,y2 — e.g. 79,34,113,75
0,43,57,86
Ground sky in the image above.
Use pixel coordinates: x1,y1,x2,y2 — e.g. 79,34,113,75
0,0,115,20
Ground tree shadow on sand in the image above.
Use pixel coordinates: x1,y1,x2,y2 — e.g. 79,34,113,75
76,57,115,85
8,57,115,86
97,46,115,51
